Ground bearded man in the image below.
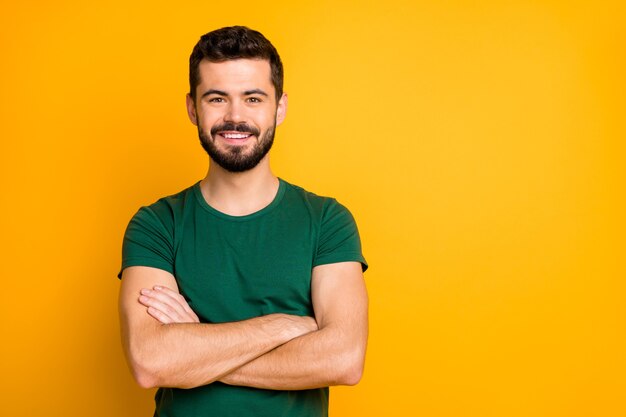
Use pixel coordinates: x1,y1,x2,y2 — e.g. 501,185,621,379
118,26,368,417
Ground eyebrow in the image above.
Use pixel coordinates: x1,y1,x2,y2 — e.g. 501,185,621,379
243,89,269,97
201,89,227,98
200,88,269,99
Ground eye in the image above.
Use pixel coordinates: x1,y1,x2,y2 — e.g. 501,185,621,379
247,97,262,103
209,97,225,103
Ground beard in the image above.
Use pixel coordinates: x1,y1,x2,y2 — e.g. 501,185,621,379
198,121,276,173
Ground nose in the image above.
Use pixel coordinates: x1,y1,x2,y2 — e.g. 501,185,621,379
224,100,245,123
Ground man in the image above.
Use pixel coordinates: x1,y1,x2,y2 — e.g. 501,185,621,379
118,26,368,417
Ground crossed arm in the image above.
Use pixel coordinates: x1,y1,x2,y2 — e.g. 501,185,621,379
118,262,368,390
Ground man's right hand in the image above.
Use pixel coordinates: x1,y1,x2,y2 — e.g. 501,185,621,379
270,313,319,341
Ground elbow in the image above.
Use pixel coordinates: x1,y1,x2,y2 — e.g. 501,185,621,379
340,361,364,386
134,369,159,390
127,342,172,389
338,368,363,386
131,358,200,390
129,357,200,390
129,354,162,389
335,350,365,386
127,349,212,390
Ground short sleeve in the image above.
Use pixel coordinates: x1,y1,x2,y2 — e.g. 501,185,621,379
118,205,175,279
313,199,368,272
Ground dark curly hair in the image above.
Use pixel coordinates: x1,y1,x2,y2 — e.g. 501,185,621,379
189,26,284,102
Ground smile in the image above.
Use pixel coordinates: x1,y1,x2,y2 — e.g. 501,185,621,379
221,133,252,139
217,131,255,145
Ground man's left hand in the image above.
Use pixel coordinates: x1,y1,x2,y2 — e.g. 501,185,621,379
138,286,200,324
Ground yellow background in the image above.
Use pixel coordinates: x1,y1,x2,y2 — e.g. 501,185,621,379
1,1,624,416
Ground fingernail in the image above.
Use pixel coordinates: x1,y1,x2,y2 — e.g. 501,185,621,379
154,285,162,290
140,289,151,295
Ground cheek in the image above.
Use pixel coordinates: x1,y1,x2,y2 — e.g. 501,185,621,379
198,113,221,128
261,112,278,127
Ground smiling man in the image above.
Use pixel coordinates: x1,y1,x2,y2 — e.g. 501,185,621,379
118,26,368,417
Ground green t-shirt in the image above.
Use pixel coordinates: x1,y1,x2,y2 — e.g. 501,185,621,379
120,178,367,417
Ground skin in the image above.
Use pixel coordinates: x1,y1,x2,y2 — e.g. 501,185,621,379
119,58,369,390
187,59,287,216
119,266,318,389
190,59,286,177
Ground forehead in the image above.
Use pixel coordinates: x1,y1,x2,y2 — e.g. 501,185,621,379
196,59,274,92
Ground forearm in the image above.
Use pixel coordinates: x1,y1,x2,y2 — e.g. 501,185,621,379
120,267,318,390
220,324,367,390
219,262,369,390
126,313,307,389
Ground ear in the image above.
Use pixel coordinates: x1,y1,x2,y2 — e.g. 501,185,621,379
186,93,198,126
276,93,288,126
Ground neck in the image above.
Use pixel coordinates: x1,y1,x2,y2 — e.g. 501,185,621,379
199,157,279,216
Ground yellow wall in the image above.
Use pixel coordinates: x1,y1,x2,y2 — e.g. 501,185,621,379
1,1,624,416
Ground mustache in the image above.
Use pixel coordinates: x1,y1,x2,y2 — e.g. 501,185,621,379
210,122,260,137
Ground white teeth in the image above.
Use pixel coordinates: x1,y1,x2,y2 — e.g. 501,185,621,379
222,133,250,139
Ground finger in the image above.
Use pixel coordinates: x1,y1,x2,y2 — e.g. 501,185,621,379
184,308,199,323
141,288,188,319
146,306,173,324
153,286,200,323
154,286,193,313
190,310,200,322
138,294,185,323
140,289,199,323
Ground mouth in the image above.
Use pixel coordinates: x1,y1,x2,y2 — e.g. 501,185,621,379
217,131,254,145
